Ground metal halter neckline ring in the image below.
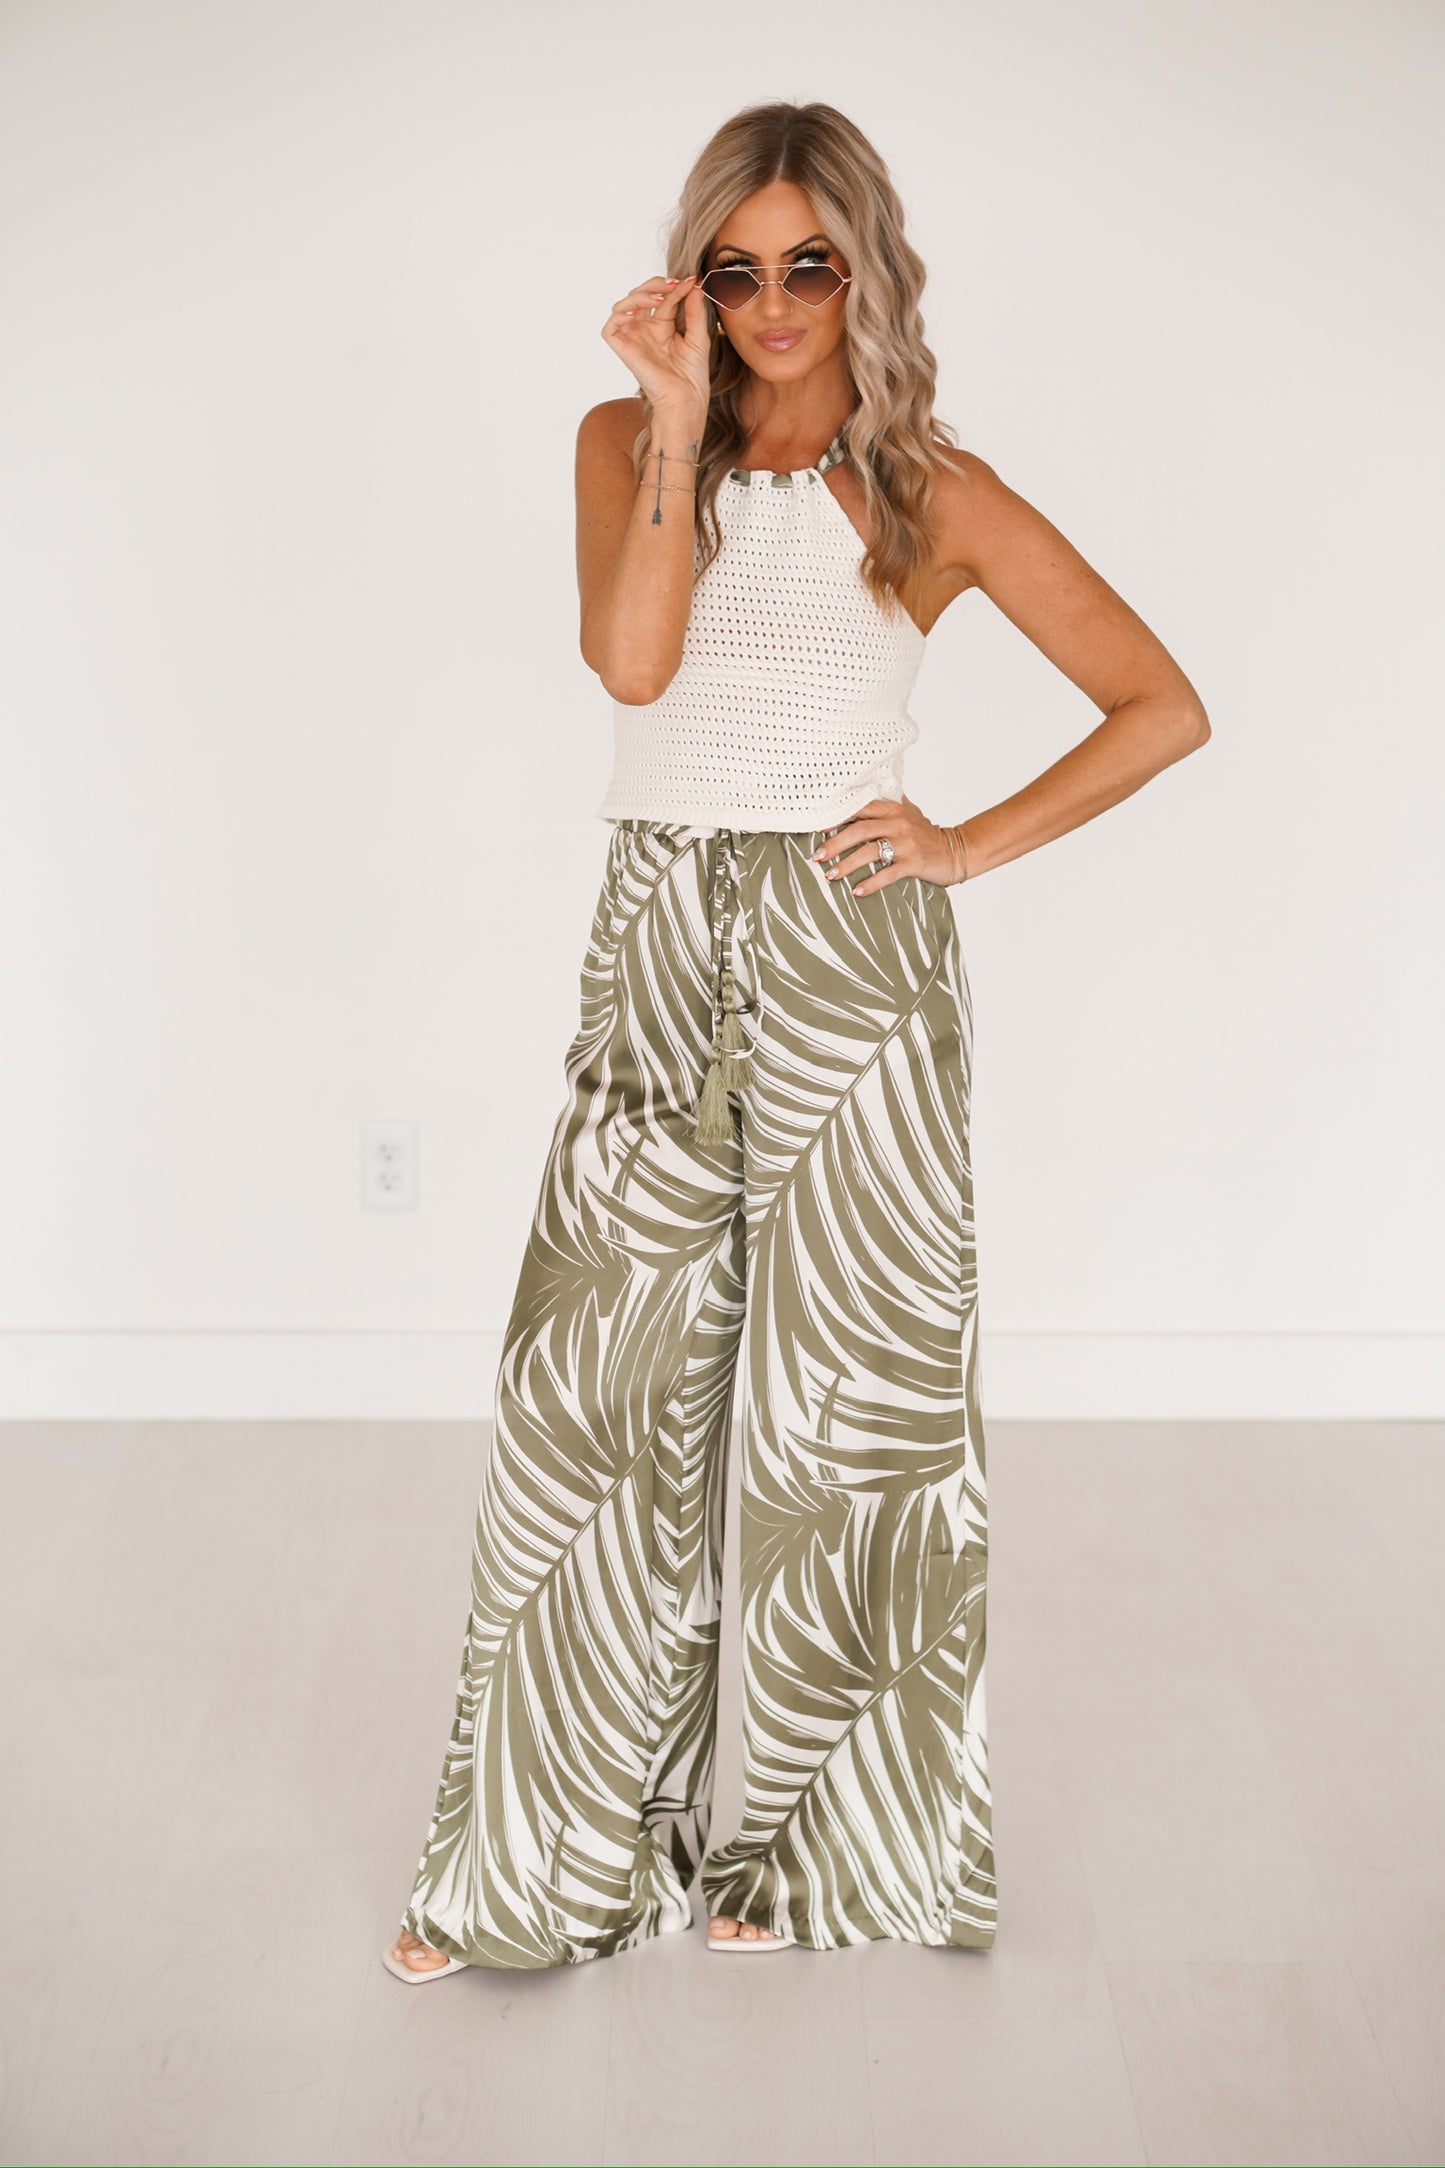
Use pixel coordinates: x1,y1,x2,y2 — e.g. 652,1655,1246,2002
878,836,895,866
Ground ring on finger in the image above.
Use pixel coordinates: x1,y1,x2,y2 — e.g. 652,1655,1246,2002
878,836,895,866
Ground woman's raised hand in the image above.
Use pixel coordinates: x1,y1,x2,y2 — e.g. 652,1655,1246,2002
601,273,711,412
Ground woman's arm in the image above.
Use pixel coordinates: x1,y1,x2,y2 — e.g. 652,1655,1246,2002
932,449,1210,881
576,392,710,704
577,269,713,705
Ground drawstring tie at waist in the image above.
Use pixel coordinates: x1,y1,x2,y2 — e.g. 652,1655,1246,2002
694,826,752,1146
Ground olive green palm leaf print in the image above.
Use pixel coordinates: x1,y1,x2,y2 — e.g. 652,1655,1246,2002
402,820,994,1966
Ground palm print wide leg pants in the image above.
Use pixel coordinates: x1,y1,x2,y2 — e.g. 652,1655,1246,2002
401,818,995,1966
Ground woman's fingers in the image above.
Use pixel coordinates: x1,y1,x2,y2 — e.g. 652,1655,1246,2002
812,803,963,896
809,804,926,897
608,273,696,321
601,274,705,401
811,805,901,870
824,842,895,883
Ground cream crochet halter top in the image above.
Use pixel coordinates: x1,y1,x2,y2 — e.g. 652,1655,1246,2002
595,422,927,832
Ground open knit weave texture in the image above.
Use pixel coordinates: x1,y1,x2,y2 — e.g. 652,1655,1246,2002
595,432,927,832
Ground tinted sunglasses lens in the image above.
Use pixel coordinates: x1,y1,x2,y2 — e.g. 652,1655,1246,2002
784,264,843,303
702,268,759,310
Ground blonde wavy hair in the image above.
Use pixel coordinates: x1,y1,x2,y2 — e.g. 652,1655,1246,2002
633,100,958,628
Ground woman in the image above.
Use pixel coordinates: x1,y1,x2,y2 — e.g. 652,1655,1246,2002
384,99,1209,1978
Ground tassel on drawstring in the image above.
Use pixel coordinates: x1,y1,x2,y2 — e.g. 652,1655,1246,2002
694,1041,736,1144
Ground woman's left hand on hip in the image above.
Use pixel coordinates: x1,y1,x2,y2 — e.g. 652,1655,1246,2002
810,794,961,896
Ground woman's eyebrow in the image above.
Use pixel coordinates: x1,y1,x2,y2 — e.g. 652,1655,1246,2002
711,234,830,261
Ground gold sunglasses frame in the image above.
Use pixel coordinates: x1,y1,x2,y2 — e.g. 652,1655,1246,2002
698,263,853,311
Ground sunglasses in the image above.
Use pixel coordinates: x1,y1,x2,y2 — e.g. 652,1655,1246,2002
698,262,851,312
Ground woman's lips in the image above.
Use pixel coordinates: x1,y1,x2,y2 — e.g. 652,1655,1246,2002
755,331,804,350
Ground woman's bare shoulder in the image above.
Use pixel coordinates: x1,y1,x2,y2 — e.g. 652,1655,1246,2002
930,439,1005,497
578,395,649,459
575,399,650,546
927,440,1028,581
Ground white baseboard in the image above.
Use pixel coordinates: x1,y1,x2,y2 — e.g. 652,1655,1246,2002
0,1330,1440,1421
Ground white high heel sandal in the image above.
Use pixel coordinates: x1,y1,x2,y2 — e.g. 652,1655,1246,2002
382,1932,469,1984
707,1916,795,1954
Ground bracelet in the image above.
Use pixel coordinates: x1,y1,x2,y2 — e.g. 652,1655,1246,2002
641,480,696,493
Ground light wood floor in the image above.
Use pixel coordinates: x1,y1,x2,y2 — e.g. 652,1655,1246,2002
0,1418,1439,2167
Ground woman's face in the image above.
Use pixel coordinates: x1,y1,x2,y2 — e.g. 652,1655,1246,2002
704,178,851,380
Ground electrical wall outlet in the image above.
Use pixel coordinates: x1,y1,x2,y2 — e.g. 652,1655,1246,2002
361,1121,419,1211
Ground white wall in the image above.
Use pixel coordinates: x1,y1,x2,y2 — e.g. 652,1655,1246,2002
1,0,1440,1418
